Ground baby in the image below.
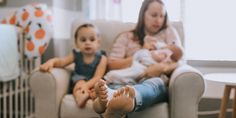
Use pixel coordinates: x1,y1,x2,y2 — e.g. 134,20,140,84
104,35,183,84
40,23,107,108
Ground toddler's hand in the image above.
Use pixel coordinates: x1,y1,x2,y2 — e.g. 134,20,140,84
136,71,147,83
88,88,96,100
39,60,54,72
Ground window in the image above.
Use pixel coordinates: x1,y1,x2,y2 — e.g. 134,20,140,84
87,0,236,61
120,0,181,22
184,0,236,61
87,0,181,22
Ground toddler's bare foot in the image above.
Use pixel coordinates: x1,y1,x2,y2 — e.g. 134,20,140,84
93,80,108,114
89,88,97,100
74,89,89,108
107,86,135,113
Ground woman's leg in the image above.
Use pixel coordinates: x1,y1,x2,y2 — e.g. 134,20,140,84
94,77,167,114
104,86,135,118
93,80,116,114
133,77,167,111
93,81,135,115
106,77,167,112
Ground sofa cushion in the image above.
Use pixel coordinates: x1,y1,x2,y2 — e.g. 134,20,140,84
60,95,169,118
129,102,169,118
60,95,100,118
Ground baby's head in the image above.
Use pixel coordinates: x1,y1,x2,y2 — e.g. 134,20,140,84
165,44,183,62
74,23,101,54
143,35,157,50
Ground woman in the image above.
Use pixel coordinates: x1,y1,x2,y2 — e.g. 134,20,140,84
93,0,183,117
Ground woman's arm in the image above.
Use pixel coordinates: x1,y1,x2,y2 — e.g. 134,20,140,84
107,32,134,70
107,56,132,70
40,53,74,72
144,62,177,78
86,55,108,89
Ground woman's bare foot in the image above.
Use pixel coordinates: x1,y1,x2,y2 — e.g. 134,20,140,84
93,80,109,114
107,86,135,113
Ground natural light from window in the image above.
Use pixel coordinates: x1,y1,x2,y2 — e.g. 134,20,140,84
185,0,236,61
121,0,181,23
88,0,236,61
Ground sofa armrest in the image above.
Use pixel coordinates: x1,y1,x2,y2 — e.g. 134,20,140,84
30,68,71,118
168,64,205,118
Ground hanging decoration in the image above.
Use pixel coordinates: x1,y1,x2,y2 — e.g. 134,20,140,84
1,3,53,59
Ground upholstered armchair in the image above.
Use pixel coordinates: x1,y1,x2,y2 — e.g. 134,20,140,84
29,19,205,118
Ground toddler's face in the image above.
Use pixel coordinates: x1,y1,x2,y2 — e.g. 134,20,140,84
76,27,100,55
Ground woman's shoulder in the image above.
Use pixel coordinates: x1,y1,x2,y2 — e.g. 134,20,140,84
162,25,178,34
159,25,180,38
117,31,134,40
114,31,135,44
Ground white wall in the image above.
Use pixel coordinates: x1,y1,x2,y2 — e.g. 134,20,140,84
0,7,17,19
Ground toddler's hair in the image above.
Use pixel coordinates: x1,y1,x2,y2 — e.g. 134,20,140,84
74,23,100,43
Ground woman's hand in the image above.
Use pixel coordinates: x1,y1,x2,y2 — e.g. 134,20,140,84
108,57,133,70
144,62,177,78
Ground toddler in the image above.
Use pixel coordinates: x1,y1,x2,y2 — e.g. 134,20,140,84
40,23,107,108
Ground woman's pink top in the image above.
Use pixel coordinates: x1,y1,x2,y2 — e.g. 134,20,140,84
109,26,182,59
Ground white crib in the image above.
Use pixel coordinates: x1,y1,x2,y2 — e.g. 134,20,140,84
0,25,40,118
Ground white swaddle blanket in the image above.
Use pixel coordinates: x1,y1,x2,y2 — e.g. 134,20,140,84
0,24,19,82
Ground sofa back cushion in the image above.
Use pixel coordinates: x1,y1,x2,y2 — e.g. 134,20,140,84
71,19,184,53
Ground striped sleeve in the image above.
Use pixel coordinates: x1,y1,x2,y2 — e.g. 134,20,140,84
108,33,130,59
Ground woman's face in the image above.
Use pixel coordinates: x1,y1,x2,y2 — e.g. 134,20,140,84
144,1,166,35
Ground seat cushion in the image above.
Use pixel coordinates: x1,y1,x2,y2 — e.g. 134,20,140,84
128,102,169,118
60,95,100,118
61,95,169,118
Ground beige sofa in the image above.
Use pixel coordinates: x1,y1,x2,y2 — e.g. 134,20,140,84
29,19,205,118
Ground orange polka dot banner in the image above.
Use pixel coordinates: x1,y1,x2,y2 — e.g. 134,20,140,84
1,3,53,59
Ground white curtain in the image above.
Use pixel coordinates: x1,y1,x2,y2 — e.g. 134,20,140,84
88,0,122,21
86,0,181,23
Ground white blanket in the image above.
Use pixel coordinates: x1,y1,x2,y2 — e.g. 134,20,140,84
0,24,19,82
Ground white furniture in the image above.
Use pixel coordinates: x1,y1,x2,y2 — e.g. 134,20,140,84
29,19,205,118
205,73,236,118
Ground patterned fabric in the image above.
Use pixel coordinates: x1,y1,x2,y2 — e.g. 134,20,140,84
1,3,53,59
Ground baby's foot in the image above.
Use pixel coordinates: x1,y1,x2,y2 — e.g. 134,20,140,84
107,86,135,113
93,80,108,114
74,89,89,108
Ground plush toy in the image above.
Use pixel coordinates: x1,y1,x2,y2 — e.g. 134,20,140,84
1,3,53,59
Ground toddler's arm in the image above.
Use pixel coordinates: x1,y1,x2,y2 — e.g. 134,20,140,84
86,55,107,89
40,53,74,72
